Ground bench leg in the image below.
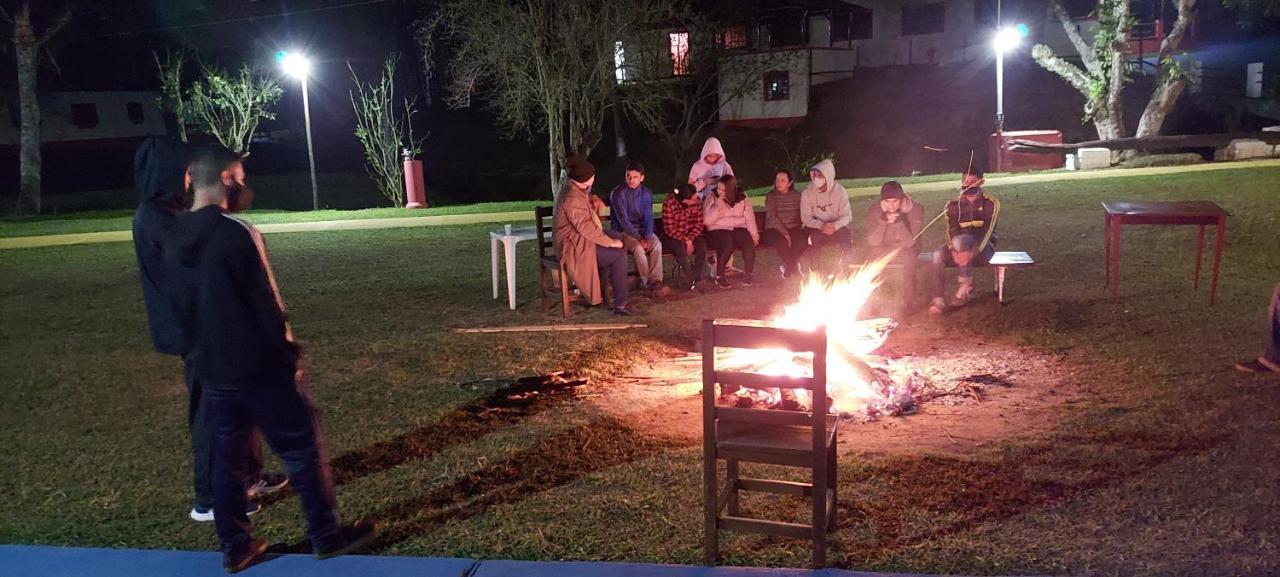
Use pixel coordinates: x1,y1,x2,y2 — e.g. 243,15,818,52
559,263,572,318
997,267,1006,304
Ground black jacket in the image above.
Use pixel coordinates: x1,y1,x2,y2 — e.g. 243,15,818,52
132,137,190,356
165,205,299,388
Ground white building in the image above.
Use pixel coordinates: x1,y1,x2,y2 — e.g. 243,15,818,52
0,92,165,147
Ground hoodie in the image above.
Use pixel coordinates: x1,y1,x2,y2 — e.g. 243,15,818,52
945,190,1000,252
865,194,924,249
800,159,852,230
703,192,759,240
609,183,655,238
164,205,299,389
132,137,190,356
687,137,734,196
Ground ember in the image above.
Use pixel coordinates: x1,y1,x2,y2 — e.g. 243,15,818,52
714,252,934,420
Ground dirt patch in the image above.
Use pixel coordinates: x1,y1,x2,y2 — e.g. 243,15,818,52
590,319,1084,457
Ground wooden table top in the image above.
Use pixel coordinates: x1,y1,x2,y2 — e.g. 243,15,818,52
1101,201,1228,217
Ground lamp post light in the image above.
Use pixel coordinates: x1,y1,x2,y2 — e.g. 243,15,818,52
992,24,1028,172
278,51,320,211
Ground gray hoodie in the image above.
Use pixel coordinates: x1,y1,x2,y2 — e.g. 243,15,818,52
800,159,851,230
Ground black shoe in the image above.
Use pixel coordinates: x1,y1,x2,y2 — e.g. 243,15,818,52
715,276,732,289
223,538,268,574
741,273,754,287
314,520,379,560
612,305,639,316
247,473,289,499
191,500,262,523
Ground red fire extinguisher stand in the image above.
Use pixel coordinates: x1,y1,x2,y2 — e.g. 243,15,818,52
403,149,427,208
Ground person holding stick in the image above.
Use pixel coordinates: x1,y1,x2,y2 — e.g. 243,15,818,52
929,171,999,315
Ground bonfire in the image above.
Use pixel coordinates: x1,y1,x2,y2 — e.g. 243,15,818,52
715,252,930,420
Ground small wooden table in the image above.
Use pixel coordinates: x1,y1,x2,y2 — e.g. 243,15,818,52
1102,201,1228,304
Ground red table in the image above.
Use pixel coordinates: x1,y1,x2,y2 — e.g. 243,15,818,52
1103,201,1228,304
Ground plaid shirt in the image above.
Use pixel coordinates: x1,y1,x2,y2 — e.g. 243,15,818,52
662,194,704,242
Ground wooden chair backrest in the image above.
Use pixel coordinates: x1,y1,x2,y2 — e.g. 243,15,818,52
701,320,828,433
535,205,554,260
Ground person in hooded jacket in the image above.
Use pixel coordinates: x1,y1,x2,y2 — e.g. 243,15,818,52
130,136,285,523
865,181,925,309
163,145,375,573
800,159,854,273
688,136,734,200
929,171,1000,314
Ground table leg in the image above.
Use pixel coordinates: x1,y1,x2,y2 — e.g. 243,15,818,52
1104,212,1111,288
997,267,1006,304
505,238,518,310
491,237,500,300
1210,216,1225,306
1194,224,1205,289
1111,218,1122,300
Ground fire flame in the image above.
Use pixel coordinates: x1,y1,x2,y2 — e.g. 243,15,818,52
718,251,918,417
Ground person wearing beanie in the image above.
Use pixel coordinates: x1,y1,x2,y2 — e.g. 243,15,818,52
610,161,668,296
800,158,854,274
929,171,1000,314
761,168,808,279
1235,283,1280,374
553,156,637,315
865,180,925,310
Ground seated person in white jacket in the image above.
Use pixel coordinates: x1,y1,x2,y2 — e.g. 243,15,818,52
800,159,854,273
703,175,759,289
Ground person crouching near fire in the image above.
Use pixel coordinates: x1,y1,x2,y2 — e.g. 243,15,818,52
929,171,999,314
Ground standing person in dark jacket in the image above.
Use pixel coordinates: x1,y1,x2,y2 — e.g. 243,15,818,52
865,181,925,310
761,169,807,279
130,136,285,523
929,171,1000,314
164,145,375,573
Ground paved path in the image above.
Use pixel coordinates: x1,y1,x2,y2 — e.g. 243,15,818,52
0,545,990,577
3,158,1277,251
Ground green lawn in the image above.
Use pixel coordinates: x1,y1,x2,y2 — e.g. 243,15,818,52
1,167,1278,574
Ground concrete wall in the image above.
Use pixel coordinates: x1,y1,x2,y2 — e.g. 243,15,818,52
719,51,810,123
0,92,165,146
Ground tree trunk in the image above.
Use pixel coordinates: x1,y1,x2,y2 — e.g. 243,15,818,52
1135,77,1187,138
14,9,42,214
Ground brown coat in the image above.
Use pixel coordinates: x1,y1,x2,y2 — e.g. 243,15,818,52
553,181,617,306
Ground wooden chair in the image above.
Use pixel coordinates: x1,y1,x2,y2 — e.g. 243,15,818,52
536,206,574,317
701,320,837,568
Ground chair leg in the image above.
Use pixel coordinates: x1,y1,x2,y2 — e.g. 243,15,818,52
704,458,719,565
827,443,838,528
726,459,740,516
540,267,549,311
559,263,571,318
812,454,828,568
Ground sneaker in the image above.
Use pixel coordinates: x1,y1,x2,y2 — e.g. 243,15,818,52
715,276,733,289
224,537,268,574
741,273,754,287
191,501,262,523
778,265,788,279
649,282,672,298
247,473,290,499
928,298,946,315
953,281,974,305
1236,357,1280,373
612,305,639,316
314,519,379,560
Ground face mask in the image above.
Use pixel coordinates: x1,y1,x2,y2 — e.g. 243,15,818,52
226,181,255,213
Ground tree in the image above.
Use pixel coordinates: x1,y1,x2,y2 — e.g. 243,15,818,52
350,54,422,207
186,63,283,157
419,0,676,197
154,49,191,143
1,1,71,214
1032,0,1198,158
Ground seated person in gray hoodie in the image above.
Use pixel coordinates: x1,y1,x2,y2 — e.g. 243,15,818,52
865,181,925,309
800,159,854,273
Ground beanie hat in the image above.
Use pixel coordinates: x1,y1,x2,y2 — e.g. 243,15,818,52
567,156,595,184
879,181,905,200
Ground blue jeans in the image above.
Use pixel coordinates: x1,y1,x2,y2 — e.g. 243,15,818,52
930,237,995,300
184,357,262,510
206,376,339,551
596,245,630,309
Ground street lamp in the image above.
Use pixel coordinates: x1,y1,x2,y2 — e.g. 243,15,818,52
991,23,1028,172
278,51,320,211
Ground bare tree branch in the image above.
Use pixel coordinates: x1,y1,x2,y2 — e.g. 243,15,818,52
34,6,71,47
1048,0,1100,73
1031,44,1093,96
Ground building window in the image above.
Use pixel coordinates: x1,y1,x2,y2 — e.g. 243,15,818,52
902,3,945,36
832,7,874,42
718,25,747,50
70,103,99,129
669,31,690,76
765,15,804,48
126,102,145,125
763,71,790,101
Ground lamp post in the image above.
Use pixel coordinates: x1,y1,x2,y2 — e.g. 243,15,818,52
992,24,1027,172
279,51,320,211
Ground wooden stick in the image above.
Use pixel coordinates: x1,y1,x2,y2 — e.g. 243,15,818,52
454,323,646,333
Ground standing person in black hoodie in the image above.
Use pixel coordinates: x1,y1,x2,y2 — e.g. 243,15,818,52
165,145,375,573
130,137,286,523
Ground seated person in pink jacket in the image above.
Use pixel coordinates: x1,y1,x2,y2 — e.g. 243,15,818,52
703,175,759,289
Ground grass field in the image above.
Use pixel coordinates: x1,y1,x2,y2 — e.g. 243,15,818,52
1,166,1278,575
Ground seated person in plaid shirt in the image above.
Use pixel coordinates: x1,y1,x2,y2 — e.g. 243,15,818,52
660,183,707,291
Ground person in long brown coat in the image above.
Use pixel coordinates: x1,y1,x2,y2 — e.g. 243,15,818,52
553,156,637,315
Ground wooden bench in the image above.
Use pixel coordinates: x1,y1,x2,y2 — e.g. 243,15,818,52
896,250,1035,304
